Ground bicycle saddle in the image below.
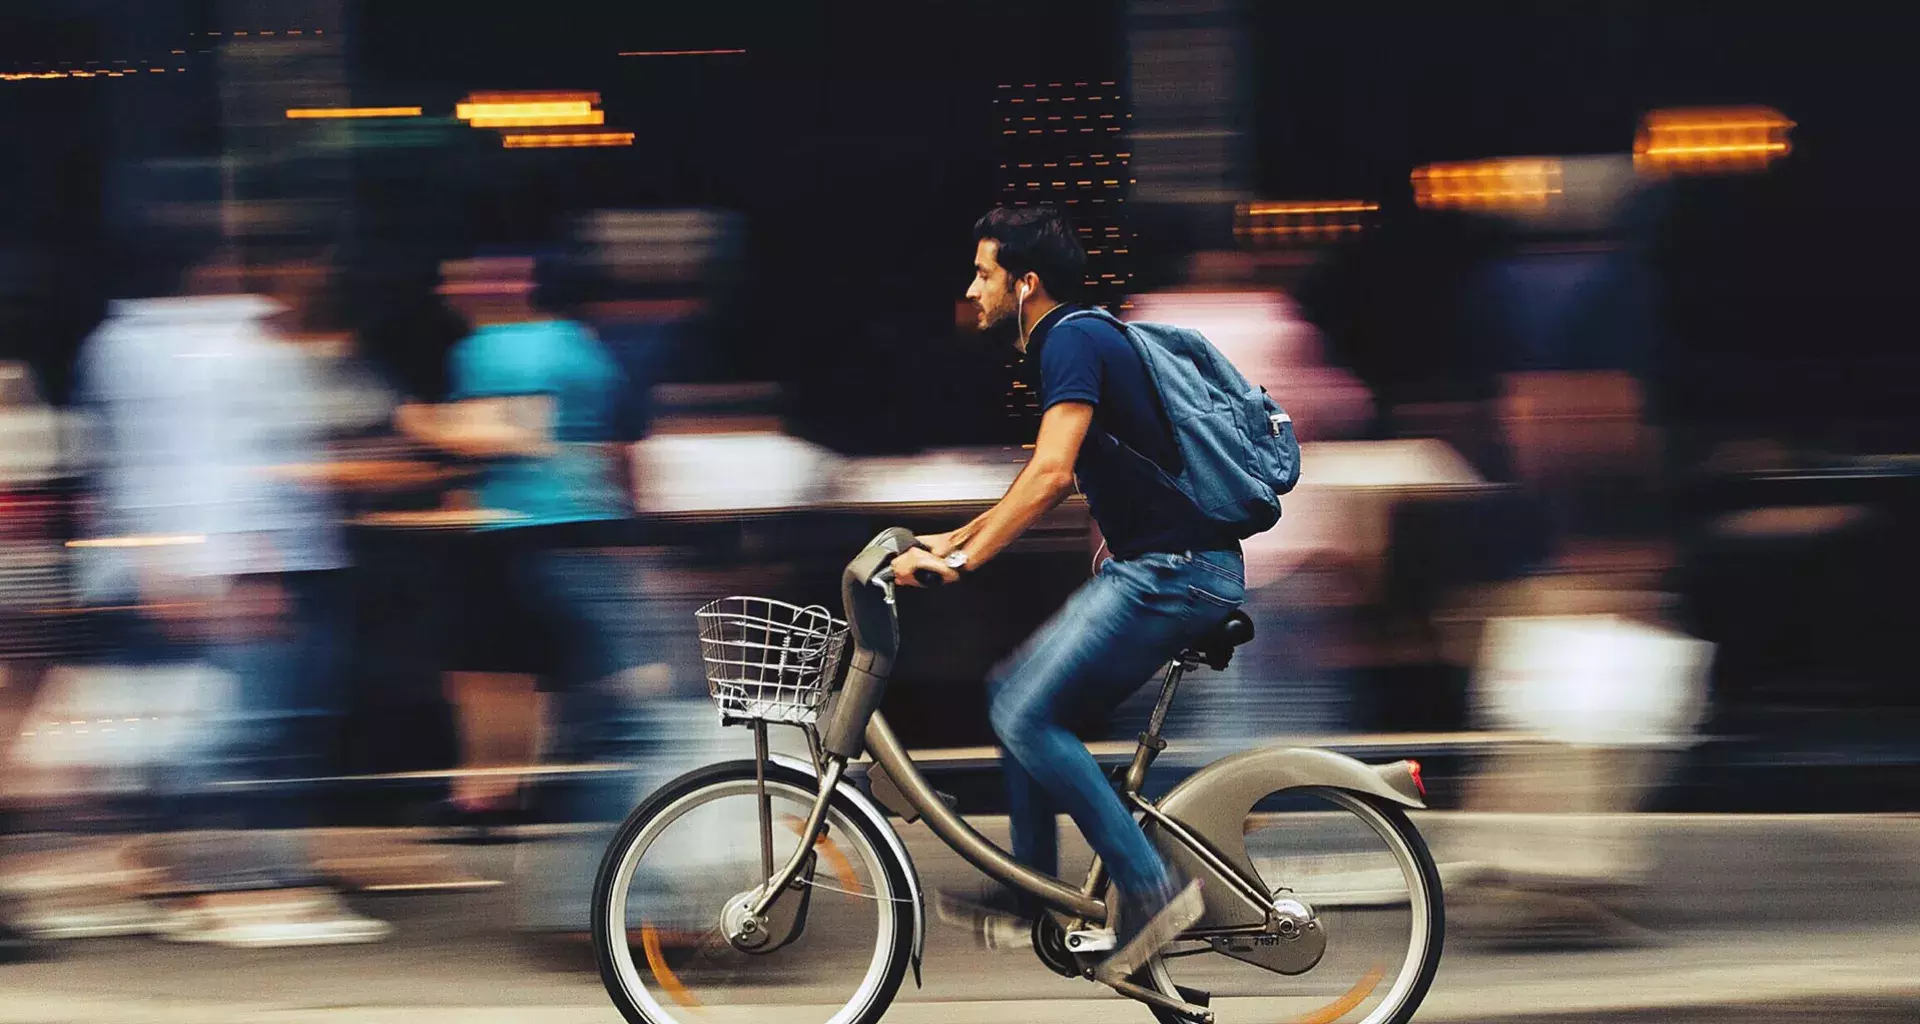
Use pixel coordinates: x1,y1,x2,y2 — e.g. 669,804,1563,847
1185,610,1254,671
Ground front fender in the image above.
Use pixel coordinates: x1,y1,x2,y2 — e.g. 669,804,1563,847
1145,747,1425,930
769,753,927,986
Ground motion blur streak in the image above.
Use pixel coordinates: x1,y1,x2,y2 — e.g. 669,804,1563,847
0,4,1914,1022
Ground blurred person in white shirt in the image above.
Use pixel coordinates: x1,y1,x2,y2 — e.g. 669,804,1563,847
71,245,387,948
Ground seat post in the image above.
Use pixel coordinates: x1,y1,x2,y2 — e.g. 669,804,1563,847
1122,657,1191,794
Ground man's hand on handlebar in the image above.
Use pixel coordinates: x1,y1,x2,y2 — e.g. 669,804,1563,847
892,546,960,588
917,532,958,558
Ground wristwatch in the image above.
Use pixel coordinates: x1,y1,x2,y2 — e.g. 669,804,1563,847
944,550,971,573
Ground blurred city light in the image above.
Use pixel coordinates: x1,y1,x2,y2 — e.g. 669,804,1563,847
1412,158,1565,212
2,69,178,81
1634,105,1794,175
284,106,422,119
457,92,619,136
467,109,605,128
617,48,747,57
456,100,595,121
1234,200,1379,245
62,535,206,550
501,131,634,148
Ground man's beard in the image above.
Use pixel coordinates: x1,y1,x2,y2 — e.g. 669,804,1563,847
981,307,1023,352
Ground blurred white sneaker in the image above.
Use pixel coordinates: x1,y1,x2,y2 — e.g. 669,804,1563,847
16,895,161,939
159,888,391,948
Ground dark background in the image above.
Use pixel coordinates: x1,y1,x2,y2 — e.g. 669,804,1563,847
3,3,1917,453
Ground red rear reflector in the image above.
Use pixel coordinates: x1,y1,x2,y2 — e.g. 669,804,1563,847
1406,759,1426,796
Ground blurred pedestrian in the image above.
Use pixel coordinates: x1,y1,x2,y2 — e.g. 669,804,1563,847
70,247,388,947
1122,251,1374,747
0,359,67,961
397,255,657,938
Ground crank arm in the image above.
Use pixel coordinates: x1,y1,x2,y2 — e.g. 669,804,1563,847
1105,975,1214,1024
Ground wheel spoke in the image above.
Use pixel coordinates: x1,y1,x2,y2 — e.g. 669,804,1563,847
1293,963,1386,1024
640,923,705,1011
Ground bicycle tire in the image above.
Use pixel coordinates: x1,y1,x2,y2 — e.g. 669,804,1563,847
592,760,916,1024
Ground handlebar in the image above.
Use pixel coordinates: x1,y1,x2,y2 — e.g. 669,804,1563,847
865,537,947,589
825,526,941,759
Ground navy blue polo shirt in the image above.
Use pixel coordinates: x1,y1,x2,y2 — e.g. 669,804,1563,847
1027,305,1228,559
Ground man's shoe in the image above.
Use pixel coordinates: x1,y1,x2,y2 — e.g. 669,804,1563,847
1094,879,1204,984
934,887,1036,951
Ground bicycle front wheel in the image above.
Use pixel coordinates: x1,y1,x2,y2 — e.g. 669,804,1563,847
1144,788,1443,1024
593,761,915,1024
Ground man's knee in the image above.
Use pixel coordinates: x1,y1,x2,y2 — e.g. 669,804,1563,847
989,684,1043,748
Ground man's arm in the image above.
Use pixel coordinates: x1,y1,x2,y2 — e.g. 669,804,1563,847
396,395,556,460
920,508,989,558
896,401,1092,586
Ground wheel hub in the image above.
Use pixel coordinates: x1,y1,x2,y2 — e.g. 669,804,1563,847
721,890,774,952
1207,891,1327,976
1271,894,1316,939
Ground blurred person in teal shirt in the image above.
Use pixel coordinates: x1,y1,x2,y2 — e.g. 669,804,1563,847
398,255,656,938
433,314,630,526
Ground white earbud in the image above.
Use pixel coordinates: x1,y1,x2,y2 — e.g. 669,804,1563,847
1016,279,1030,349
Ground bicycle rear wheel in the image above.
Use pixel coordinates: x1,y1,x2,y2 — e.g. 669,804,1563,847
1144,788,1443,1024
593,761,915,1024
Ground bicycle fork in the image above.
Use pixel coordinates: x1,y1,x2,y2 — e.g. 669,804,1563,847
721,727,846,952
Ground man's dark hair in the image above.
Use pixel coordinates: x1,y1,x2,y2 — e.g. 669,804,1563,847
973,206,1086,300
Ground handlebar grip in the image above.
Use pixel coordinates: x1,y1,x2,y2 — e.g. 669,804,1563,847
868,534,936,587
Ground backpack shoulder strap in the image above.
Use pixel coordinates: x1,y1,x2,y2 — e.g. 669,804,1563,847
1050,308,1191,487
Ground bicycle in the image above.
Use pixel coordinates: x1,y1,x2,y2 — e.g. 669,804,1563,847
593,527,1444,1024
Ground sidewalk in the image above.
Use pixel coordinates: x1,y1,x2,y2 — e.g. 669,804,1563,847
1,926,1915,1023
1,814,1915,1022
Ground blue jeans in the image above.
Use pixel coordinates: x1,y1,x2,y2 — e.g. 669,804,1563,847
990,549,1245,902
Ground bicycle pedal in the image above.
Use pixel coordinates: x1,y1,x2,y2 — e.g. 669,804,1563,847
1063,927,1115,953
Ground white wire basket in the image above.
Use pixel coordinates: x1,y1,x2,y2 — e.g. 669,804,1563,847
696,596,849,726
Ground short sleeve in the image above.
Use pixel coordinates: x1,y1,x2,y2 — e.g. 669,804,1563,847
1039,321,1105,410
450,328,545,401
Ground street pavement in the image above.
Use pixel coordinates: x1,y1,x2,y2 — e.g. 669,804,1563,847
2,814,1917,1023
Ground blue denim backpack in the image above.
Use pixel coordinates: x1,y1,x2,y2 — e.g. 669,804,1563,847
1059,308,1301,539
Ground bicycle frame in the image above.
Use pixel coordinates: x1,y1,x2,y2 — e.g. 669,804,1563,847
746,527,1425,939
750,653,1277,933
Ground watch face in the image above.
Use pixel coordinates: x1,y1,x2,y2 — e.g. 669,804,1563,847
944,551,968,569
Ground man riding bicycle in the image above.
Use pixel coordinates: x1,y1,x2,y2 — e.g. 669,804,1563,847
889,206,1246,982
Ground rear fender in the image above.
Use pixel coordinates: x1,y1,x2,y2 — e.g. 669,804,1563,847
1144,747,1425,930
